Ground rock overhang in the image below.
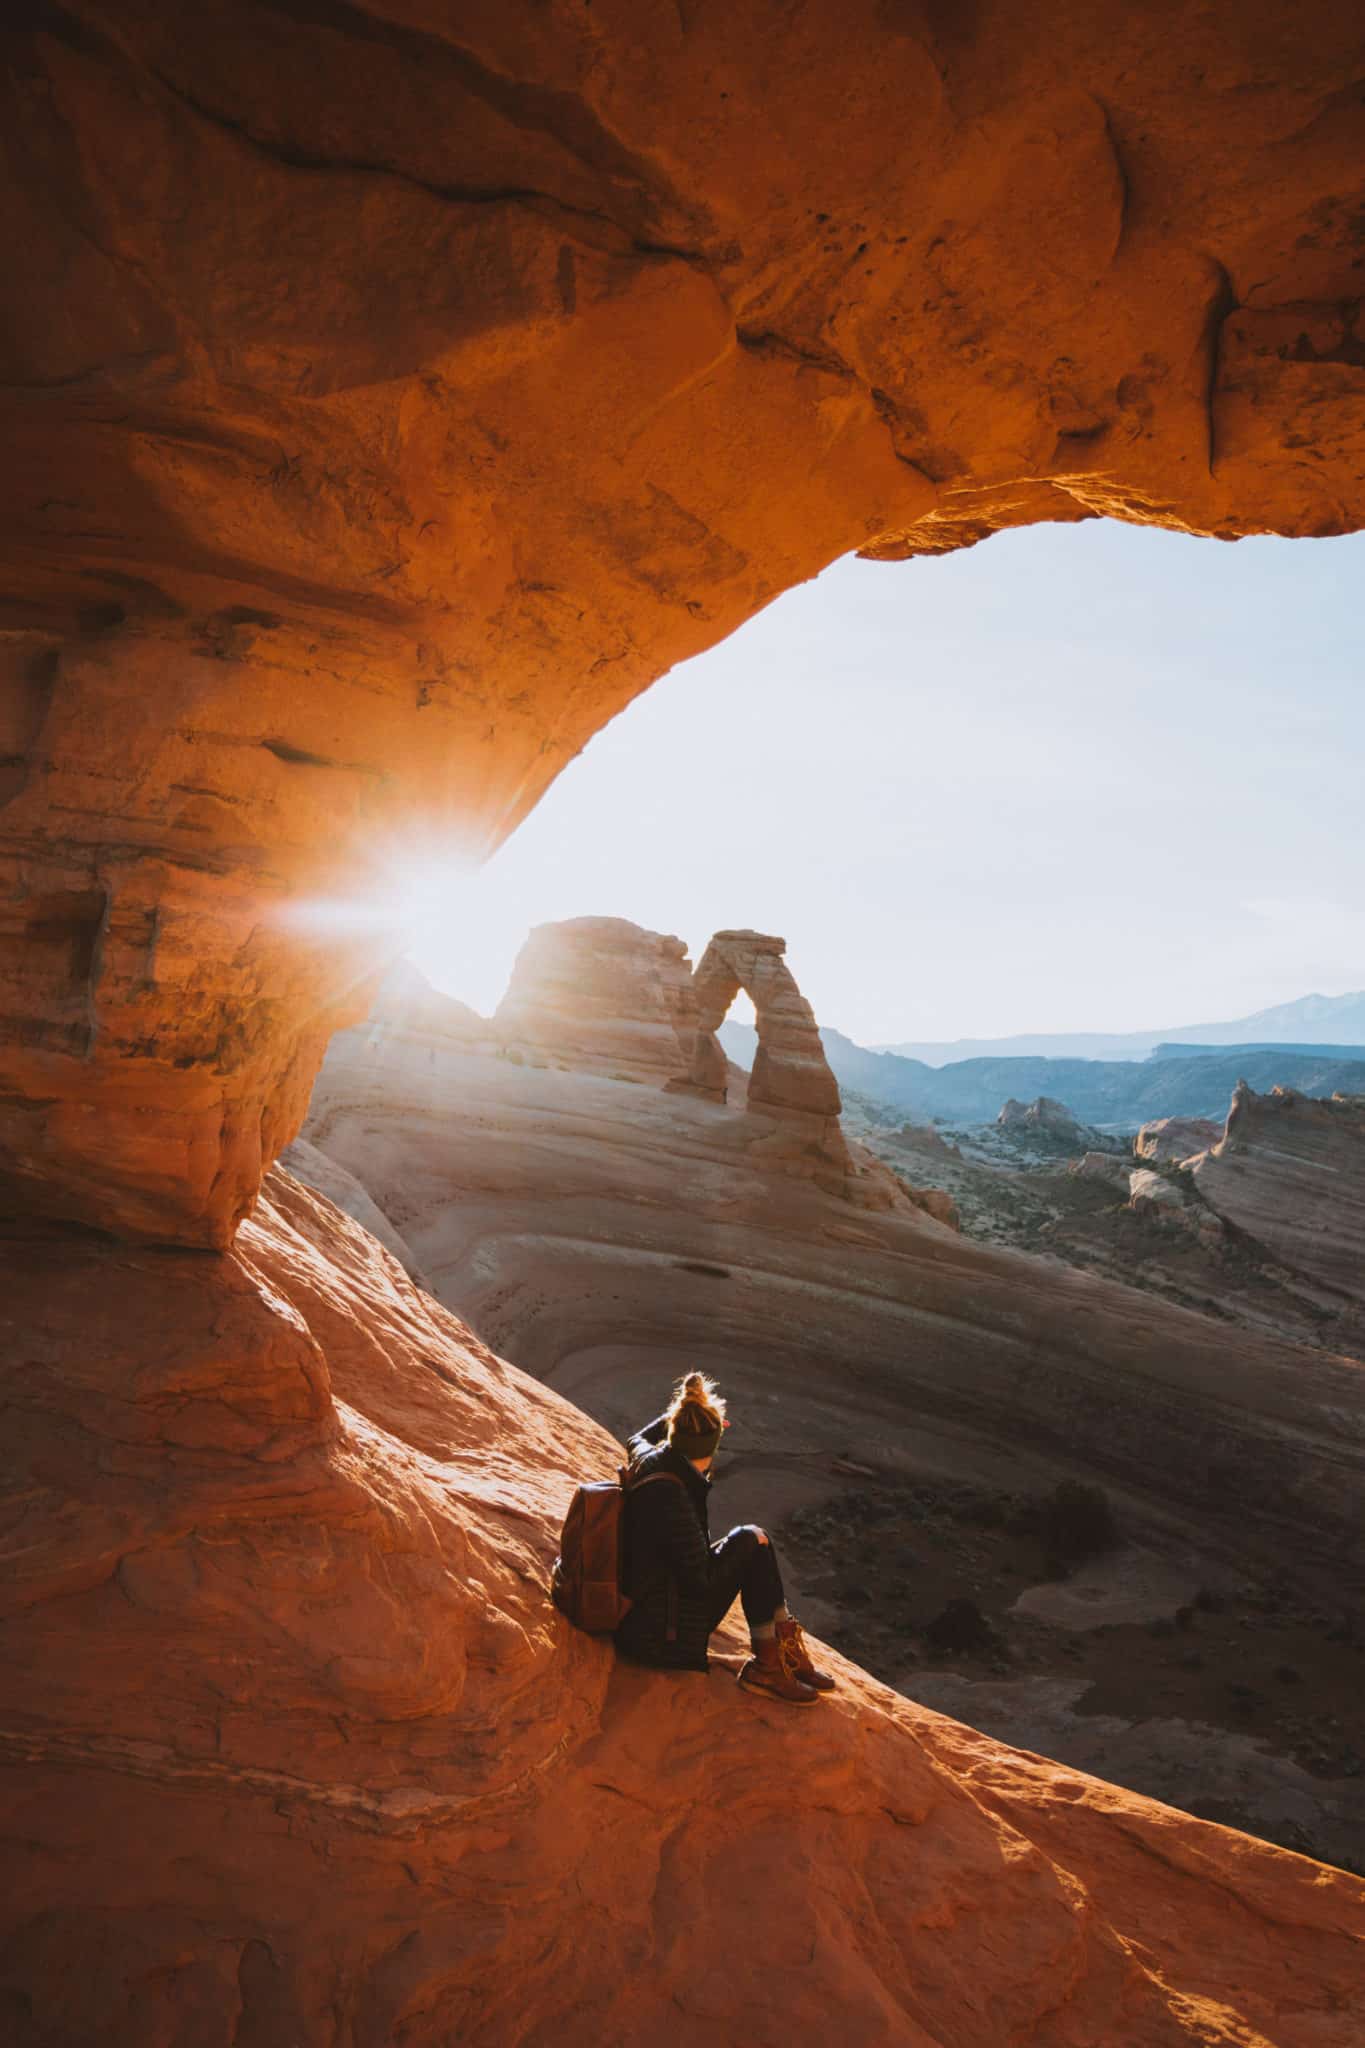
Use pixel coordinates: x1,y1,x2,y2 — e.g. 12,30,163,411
2,0,1364,1240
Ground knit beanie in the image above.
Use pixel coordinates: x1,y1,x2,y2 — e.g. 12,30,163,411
668,1406,722,1460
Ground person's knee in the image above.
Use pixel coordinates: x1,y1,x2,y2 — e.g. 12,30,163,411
735,1523,769,1549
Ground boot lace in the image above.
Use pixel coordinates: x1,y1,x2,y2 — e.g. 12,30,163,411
778,1617,810,1677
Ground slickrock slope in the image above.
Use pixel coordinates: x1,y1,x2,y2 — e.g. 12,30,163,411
302,962,1365,1866
2,1178,1362,2047
1192,1084,1365,1303
305,1031,1365,1575
5,2,1365,1239
279,1134,429,1285
495,917,697,1083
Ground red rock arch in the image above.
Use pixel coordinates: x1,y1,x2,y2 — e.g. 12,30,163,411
2,2,1363,1243
681,929,842,1126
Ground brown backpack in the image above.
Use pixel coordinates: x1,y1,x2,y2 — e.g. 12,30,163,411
551,1465,683,1634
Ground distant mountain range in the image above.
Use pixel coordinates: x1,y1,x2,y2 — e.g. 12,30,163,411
719,1018,1365,1131
871,990,1365,1067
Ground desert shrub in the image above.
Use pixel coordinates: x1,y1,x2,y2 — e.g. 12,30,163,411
925,1597,994,1653
1038,1480,1116,1561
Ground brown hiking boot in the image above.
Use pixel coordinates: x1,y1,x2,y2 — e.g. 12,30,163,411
738,1633,820,1705
775,1613,836,1691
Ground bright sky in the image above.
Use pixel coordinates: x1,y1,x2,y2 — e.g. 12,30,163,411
407,519,1365,1045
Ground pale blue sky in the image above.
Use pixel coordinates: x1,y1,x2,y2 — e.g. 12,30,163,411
409,520,1365,1045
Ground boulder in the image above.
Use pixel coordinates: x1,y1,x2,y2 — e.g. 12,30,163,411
904,1184,961,1230
1128,1167,1188,1213
1135,1116,1224,1164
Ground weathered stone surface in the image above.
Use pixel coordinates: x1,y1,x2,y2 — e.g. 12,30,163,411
306,1019,1365,1575
4,2,1365,1240
1128,1166,1189,1213
2,1177,1362,2046
1136,1115,1225,1164
3,13,1365,2032
1192,1084,1365,1300
1127,1165,1226,1249
997,1095,1098,1148
495,916,696,1081
901,1182,961,1230
1071,1148,1132,1188
688,932,841,1103
280,1134,429,1286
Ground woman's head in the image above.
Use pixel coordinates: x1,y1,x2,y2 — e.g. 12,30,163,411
666,1371,727,1465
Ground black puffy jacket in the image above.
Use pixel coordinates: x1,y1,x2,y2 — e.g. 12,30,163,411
614,1416,714,1671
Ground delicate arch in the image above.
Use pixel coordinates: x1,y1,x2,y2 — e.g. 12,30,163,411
679,929,842,1123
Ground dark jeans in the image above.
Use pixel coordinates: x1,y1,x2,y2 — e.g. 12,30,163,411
706,1524,785,1633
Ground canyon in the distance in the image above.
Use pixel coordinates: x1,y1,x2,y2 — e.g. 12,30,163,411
296,918,1365,1880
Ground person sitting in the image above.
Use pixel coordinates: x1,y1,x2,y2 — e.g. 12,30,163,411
614,1371,834,1704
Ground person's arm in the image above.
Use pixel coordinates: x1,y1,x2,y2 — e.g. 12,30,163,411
626,1413,669,1463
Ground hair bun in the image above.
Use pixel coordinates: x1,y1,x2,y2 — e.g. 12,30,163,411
665,1370,727,1448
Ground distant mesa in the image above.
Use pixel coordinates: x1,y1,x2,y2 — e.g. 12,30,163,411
877,990,1365,1066
752,1022,1365,1131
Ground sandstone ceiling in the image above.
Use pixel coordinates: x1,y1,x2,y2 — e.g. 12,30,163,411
3,0,1364,1243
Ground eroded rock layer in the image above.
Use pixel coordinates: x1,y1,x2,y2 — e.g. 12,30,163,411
303,1013,1365,1585
1136,1116,1227,1163
495,916,697,1082
4,2,1365,1238
1192,1083,1365,1302
2,1178,1362,2046
690,932,840,1107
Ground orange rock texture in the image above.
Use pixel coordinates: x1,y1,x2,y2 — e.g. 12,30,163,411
2,1176,1362,2046
4,2,1365,1240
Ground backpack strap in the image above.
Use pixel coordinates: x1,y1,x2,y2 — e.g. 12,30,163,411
627,1471,686,1494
